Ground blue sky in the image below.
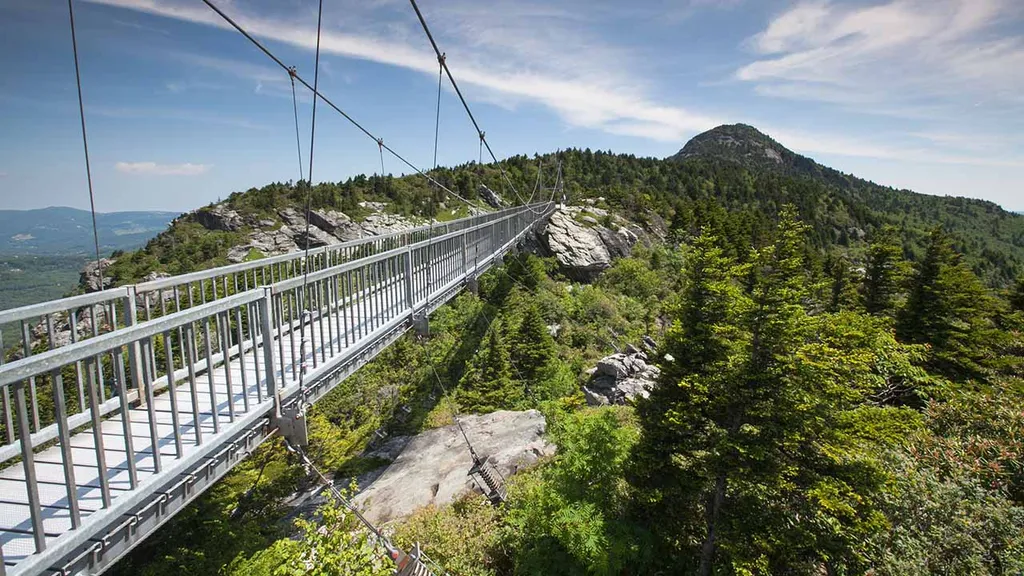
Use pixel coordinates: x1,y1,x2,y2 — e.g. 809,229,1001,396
1,0,1022,213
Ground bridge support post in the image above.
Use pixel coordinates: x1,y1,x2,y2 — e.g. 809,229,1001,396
258,288,278,417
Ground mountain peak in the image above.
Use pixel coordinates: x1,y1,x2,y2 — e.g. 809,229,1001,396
672,123,823,179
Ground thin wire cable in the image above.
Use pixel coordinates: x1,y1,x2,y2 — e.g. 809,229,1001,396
297,0,325,402
408,0,550,215
68,0,104,291
289,70,305,181
201,0,481,210
290,443,445,575
432,55,444,171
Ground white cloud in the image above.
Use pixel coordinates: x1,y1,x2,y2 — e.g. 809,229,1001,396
0,171,7,178
115,161,211,175
738,0,1024,115
82,0,1023,170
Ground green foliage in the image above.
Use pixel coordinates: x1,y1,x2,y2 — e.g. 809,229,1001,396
863,225,909,317
458,325,520,412
633,210,931,574
897,229,1003,381
227,491,392,576
392,497,502,576
501,407,649,575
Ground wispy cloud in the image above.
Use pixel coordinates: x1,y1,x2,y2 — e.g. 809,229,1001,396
738,0,1024,117
83,0,719,142
81,0,1023,169
0,171,8,178
115,161,211,175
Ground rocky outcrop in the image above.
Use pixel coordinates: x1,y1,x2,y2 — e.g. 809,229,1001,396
191,204,246,231
350,410,553,524
583,349,660,406
79,258,115,293
478,184,506,209
310,210,363,242
359,213,418,237
540,208,640,281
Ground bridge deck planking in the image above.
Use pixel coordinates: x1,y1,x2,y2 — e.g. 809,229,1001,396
0,302,391,567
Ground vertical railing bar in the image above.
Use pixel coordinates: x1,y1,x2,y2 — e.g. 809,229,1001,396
184,323,203,447
0,330,13,445
219,313,236,423
202,315,219,434
86,357,112,509
163,330,184,459
14,380,45,552
46,315,82,528
235,305,250,412
21,321,41,433
141,334,160,476
68,310,87,413
275,296,287,388
248,300,263,405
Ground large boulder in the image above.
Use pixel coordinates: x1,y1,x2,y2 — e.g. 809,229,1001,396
541,208,639,281
191,204,245,232
478,184,506,209
583,350,660,406
359,213,418,237
351,410,553,524
79,258,115,293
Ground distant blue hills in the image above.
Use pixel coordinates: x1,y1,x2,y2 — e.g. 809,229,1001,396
0,207,177,256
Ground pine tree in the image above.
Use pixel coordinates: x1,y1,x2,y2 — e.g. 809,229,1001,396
1010,277,1024,312
897,228,999,381
824,254,860,313
457,325,520,413
863,226,907,317
510,304,557,383
633,225,750,563
636,208,898,574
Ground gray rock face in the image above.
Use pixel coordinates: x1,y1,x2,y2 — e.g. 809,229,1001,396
351,410,553,524
541,208,639,281
247,227,300,257
478,184,506,209
191,204,245,231
359,213,418,237
584,350,660,406
79,258,115,293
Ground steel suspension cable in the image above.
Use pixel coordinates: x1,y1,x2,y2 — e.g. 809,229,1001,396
288,442,446,575
67,0,104,291
407,0,552,215
200,0,479,210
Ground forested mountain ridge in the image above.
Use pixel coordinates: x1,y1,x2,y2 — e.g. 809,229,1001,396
0,207,176,255
105,128,1024,290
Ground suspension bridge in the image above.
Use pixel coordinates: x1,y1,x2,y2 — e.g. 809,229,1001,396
0,0,563,573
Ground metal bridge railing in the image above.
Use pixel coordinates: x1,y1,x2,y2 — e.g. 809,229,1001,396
0,202,553,575
0,204,540,447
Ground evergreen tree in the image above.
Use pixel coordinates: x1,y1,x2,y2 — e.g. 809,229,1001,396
897,229,1000,381
457,325,519,412
635,209,898,574
510,304,557,383
863,226,907,317
824,253,860,312
633,227,749,550
1010,277,1024,312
